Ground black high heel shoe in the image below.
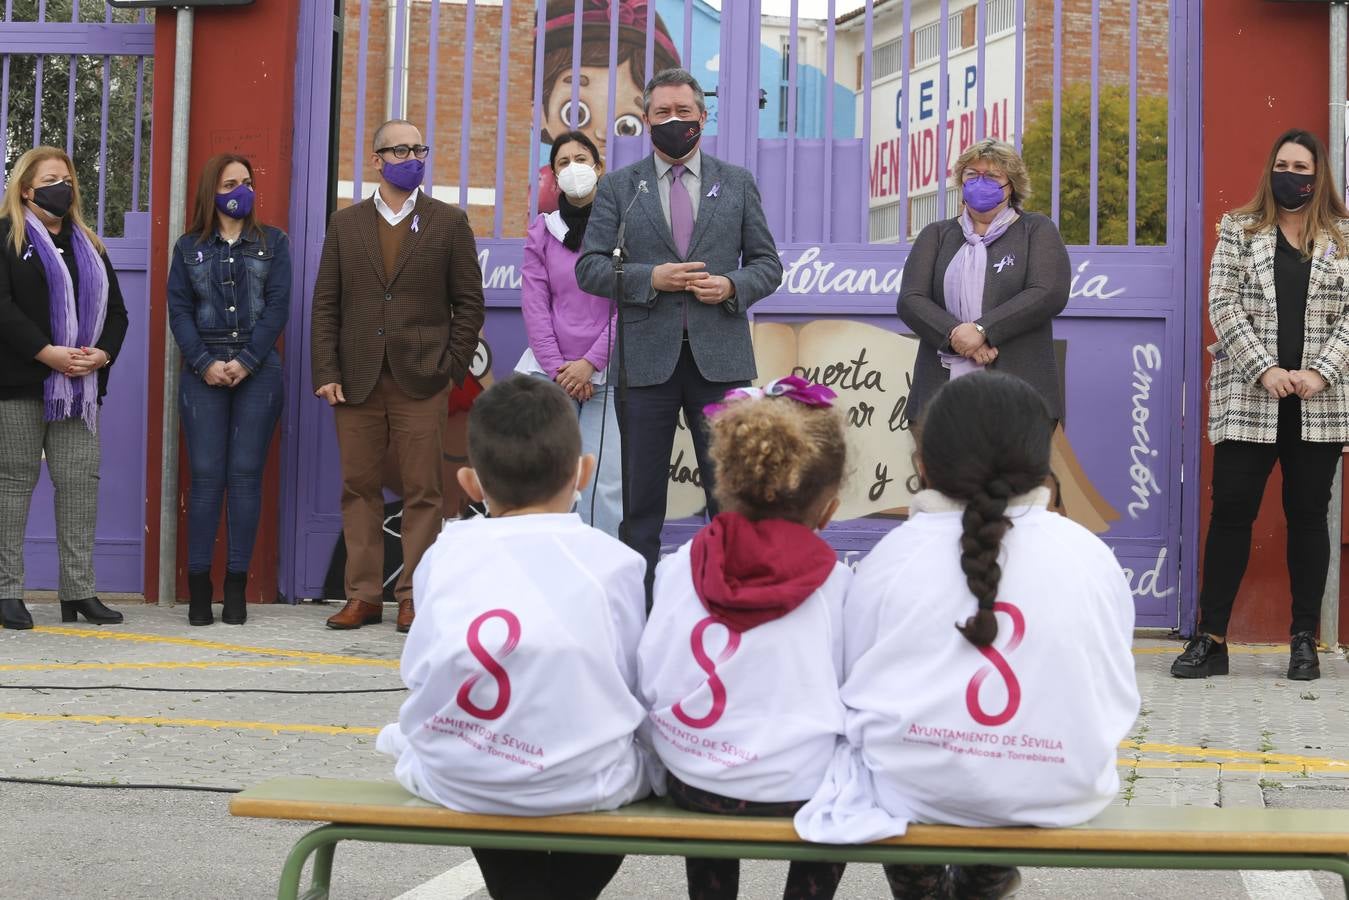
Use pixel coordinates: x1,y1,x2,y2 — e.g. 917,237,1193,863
1,598,33,630
60,597,124,625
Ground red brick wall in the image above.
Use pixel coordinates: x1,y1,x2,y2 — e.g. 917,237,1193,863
336,1,537,239
1025,0,1170,127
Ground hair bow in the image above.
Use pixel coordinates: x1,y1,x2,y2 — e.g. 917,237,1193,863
703,375,837,417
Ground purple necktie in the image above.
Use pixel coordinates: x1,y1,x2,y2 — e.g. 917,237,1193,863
669,163,693,258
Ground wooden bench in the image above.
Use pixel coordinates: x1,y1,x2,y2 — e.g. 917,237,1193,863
231,776,1349,900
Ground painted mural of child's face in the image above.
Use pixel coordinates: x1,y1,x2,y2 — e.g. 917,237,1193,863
543,60,646,159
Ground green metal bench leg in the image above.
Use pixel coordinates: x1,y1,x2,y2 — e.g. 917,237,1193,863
277,825,344,900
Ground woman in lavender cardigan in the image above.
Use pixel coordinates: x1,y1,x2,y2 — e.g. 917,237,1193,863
516,130,621,536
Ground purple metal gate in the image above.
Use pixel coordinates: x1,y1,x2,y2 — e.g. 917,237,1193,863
284,0,1201,629
1,0,154,593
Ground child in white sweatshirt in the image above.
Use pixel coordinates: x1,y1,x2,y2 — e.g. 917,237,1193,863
796,372,1140,900
377,375,655,900
640,375,852,900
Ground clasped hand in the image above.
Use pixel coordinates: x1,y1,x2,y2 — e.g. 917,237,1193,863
949,322,999,366
37,344,108,376
1260,366,1328,400
205,359,251,388
651,261,733,304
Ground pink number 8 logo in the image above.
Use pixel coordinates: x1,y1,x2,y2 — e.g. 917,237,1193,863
964,601,1026,727
456,609,521,721
672,616,741,729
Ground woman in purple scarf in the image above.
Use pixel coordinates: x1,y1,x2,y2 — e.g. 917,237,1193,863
893,139,1070,900
898,139,1071,430
0,146,130,631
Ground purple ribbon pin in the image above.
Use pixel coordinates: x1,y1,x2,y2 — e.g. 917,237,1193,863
22,245,32,261
196,251,203,263
994,253,1015,273
707,182,720,199
411,214,420,233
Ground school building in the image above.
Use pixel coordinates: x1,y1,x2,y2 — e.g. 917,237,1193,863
0,0,1344,643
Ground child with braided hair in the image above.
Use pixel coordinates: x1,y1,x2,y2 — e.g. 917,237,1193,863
639,375,851,900
795,372,1139,900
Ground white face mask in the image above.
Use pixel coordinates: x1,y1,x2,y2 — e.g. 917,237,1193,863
556,162,598,200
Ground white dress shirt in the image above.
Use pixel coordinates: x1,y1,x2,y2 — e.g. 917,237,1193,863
374,187,419,226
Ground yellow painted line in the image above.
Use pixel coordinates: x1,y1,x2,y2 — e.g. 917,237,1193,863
29,626,398,669
0,711,381,736
1120,740,1349,769
1132,645,1297,656
0,660,307,672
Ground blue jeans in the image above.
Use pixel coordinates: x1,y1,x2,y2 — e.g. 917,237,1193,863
579,384,622,539
179,356,283,573
529,374,622,538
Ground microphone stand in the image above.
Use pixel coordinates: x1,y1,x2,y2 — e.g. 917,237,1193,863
611,241,631,547
610,180,647,549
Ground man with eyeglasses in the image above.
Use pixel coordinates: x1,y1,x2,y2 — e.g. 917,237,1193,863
311,119,486,634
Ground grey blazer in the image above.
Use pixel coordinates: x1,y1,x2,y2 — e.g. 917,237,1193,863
898,211,1071,420
576,153,783,388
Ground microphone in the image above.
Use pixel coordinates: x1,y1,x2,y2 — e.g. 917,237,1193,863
614,179,650,261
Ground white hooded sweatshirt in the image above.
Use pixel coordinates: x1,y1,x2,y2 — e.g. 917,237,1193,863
639,533,851,803
795,488,1140,842
377,513,658,815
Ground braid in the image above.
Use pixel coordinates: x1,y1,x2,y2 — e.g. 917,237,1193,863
955,479,1012,647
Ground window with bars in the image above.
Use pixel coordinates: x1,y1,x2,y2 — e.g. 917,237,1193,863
907,187,963,238
913,10,966,69
984,0,1016,37
872,36,903,82
869,201,902,243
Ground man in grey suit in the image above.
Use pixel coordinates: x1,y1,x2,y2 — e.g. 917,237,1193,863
577,68,783,597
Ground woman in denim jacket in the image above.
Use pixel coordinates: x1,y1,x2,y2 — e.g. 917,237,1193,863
167,154,290,626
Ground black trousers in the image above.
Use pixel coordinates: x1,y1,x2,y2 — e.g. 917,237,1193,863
667,775,845,900
619,341,747,600
471,847,624,900
1199,398,1343,637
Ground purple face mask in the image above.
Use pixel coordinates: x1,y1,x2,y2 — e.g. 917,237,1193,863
215,184,254,220
962,175,1008,213
382,159,425,192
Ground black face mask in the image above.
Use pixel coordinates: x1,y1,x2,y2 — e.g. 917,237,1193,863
1271,171,1315,211
31,182,73,219
650,117,702,161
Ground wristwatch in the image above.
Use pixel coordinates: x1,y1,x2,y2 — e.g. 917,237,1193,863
973,322,986,336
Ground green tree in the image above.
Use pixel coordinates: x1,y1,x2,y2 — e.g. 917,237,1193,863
1021,83,1167,246
2,0,154,239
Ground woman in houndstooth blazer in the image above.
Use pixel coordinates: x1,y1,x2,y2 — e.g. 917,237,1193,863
1174,129,1349,683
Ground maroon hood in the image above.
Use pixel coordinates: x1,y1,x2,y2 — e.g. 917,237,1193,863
689,512,838,632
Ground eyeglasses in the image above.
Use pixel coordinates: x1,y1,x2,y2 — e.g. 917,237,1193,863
376,144,431,160
961,169,1008,186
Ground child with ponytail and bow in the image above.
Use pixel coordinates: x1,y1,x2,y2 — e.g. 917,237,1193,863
639,375,852,900
794,371,1139,900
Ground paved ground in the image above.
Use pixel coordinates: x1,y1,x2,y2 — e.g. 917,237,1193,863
1,599,1347,899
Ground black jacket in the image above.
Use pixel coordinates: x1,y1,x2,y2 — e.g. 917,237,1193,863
0,216,129,401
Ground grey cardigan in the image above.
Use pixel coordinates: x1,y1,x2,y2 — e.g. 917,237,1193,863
898,211,1071,421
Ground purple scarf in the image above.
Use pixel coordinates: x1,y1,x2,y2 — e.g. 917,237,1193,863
940,206,1019,379
23,210,109,431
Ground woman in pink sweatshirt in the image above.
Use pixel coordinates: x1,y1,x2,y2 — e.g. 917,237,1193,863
515,130,621,537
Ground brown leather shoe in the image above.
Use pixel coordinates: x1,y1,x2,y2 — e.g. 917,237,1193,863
396,599,415,634
325,600,383,630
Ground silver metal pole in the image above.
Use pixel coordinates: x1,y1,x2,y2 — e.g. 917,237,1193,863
1324,1,1347,646
157,7,193,607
